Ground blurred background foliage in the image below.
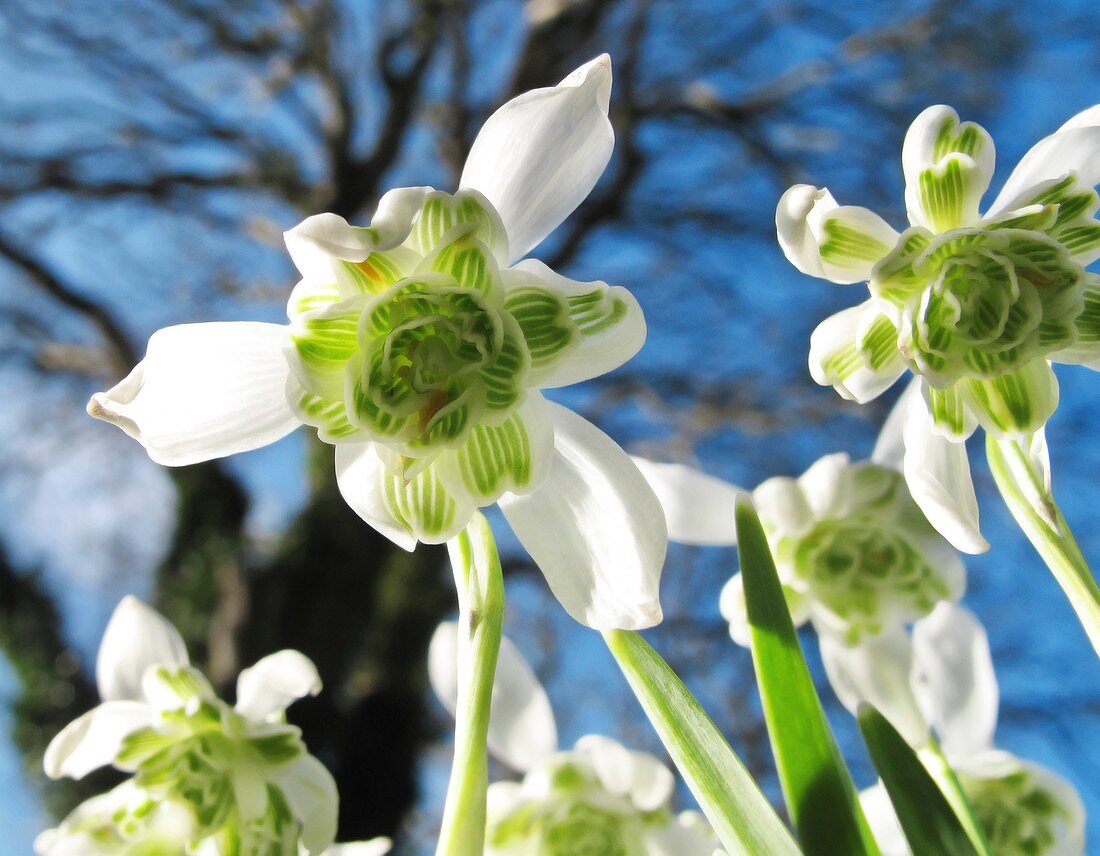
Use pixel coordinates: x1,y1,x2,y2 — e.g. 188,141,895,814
0,0,1097,852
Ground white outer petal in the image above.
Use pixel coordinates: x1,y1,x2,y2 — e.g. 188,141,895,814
910,603,998,761
718,573,753,647
43,701,153,780
988,122,1100,217
499,403,667,630
901,386,989,554
819,630,929,749
87,322,298,467
872,380,922,471
96,596,189,703
460,55,613,263
859,783,911,856
752,476,815,539
631,458,742,546
235,649,322,722
428,622,557,773
334,442,418,551
797,452,853,520
777,184,836,280
276,754,339,856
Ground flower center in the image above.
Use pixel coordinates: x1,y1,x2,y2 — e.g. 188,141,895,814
794,520,947,641
962,769,1070,856
874,227,1084,385
543,804,632,856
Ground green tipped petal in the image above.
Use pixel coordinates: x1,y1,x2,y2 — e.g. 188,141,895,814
286,378,362,444
419,225,503,299
810,301,906,404
339,246,419,296
382,459,474,545
923,383,977,440
479,314,531,412
963,360,1060,437
436,394,554,505
408,190,508,262
1052,273,1100,368
288,299,365,400
504,284,579,380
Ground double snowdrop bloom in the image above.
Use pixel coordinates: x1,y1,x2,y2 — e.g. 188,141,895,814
36,779,389,856
87,56,665,631
826,603,1086,855
777,105,1100,552
634,453,963,645
428,622,723,856
42,597,338,855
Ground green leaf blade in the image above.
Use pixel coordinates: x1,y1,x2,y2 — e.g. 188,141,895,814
735,497,880,856
858,705,979,856
603,629,800,856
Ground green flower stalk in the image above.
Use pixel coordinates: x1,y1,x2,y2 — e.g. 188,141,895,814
776,104,1100,650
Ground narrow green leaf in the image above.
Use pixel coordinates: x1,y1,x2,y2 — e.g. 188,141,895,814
858,705,979,856
602,629,800,856
735,496,880,856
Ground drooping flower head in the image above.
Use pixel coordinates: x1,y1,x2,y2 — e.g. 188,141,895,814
839,604,1087,855
427,621,723,856
87,56,665,632
42,597,338,856
777,105,1100,552
634,453,964,645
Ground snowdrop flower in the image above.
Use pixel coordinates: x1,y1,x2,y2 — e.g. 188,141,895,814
777,105,1100,553
824,602,1086,855
428,622,723,855
35,781,197,855
42,597,338,855
634,453,964,645
87,55,664,631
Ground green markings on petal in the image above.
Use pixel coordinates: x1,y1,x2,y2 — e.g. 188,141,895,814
1021,173,1100,263
442,406,548,504
408,190,507,260
420,225,501,298
479,316,531,412
382,462,463,542
918,156,982,233
858,313,901,371
925,383,974,439
931,117,989,163
871,228,935,306
963,360,1059,437
289,383,362,443
287,278,342,319
819,217,893,267
505,285,578,374
567,287,629,336
289,301,363,399
340,248,416,295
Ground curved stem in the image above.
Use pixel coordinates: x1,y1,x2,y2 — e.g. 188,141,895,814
436,512,505,856
986,434,1100,656
919,737,992,856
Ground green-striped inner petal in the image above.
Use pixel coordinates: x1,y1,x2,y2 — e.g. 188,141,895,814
919,157,971,232
566,288,629,336
858,313,900,371
453,413,535,501
964,361,1057,435
411,192,504,257
384,464,459,540
926,383,970,438
479,319,529,411
290,306,361,397
819,217,892,266
291,385,361,442
505,285,577,372
424,227,499,296
341,250,409,295
288,280,341,317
